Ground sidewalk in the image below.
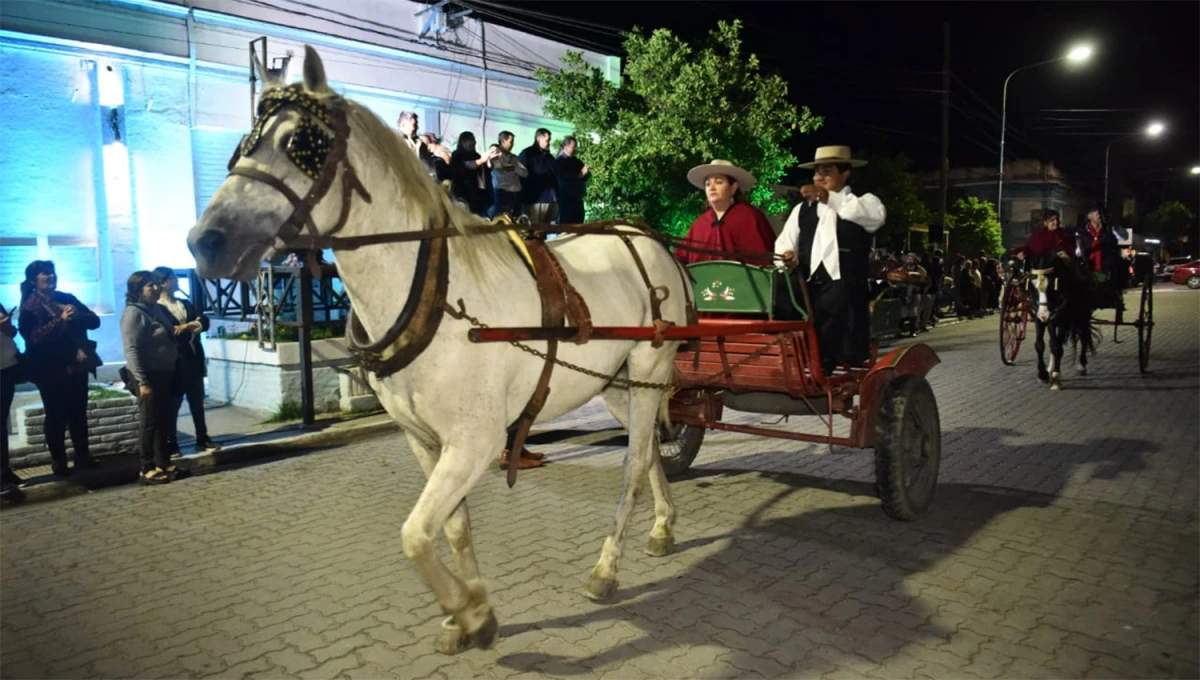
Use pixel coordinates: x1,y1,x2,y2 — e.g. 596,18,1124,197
2,402,399,508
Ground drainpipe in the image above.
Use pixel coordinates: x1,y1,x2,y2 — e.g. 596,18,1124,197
186,6,197,129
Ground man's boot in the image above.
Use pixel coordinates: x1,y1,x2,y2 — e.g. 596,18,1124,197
498,448,544,470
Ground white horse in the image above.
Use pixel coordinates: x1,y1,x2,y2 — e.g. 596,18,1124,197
187,46,691,654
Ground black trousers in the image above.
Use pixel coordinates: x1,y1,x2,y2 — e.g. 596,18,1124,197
1,364,24,474
558,196,585,225
34,369,90,465
774,269,870,373
170,358,207,448
139,370,174,472
493,190,521,219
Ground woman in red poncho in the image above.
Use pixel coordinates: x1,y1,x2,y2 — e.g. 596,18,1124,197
674,159,776,267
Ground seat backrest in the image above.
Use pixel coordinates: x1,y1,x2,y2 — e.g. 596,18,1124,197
687,261,775,315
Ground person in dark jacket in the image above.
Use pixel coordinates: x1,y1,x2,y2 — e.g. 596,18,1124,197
152,267,219,454
17,260,101,478
121,271,180,485
1,302,26,497
555,136,590,224
518,128,559,224
449,132,499,217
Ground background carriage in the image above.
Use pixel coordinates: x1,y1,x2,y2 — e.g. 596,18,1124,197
999,256,1154,373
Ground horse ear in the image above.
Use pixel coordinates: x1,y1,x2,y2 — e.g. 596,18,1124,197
253,53,283,90
303,45,330,93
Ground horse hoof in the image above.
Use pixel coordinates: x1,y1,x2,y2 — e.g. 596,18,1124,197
1076,367,1087,376
1050,376,1062,391
585,575,618,601
1038,373,1049,384
435,612,499,655
644,535,675,557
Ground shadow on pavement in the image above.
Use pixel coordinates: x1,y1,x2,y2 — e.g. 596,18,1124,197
495,428,1172,677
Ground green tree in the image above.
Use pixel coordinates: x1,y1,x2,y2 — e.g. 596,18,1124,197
945,196,1003,257
851,152,933,252
1140,200,1196,239
536,21,822,235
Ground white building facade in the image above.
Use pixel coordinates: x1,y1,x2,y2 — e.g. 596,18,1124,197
0,0,619,364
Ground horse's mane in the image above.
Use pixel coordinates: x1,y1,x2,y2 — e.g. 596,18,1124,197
333,93,510,283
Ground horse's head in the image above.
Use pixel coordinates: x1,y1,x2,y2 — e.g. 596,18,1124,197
187,46,373,281
1026,251,1083,323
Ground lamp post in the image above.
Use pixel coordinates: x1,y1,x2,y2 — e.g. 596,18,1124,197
1104,120,1165,208
997,44,1092,233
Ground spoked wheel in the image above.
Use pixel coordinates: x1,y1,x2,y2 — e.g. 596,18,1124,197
657,420,705,479
999,279,1028,365
1137,277,1153,374
874,374,942,520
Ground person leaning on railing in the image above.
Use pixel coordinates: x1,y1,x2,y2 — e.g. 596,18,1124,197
120,271,182,485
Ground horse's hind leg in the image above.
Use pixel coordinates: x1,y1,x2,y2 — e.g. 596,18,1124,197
601,383,676,558
588,369,670,601
401,435,499,654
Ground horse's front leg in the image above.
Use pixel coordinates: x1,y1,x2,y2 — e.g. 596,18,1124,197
1035,320,1049,383
401,434,500,654
588,385,667,601
1049,321,1065,390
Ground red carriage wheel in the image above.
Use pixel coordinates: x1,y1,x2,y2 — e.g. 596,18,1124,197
999,279,1028,366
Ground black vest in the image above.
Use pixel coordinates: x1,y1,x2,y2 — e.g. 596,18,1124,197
793,200,874,281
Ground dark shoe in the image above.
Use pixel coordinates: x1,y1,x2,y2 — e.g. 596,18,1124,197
499,450,544,470
196,438,222,453
74,455,101,470
139,468,171,485
0,469,22,486
51,463,72,479
165,465,192,481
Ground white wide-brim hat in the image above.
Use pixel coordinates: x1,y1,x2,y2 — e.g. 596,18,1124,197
687,159,757,191
797,145,868,169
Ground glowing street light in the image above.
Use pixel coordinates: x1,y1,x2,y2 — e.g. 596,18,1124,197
1106,119,1167,206
997,43,1095,229
1191,166,1200,175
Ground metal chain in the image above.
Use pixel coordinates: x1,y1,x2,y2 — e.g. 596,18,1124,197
444,300,784,391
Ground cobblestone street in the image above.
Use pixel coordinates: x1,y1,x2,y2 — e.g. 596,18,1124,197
2,289,1197,679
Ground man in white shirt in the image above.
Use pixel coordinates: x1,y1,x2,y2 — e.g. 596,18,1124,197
775,146,886,375
397,111,449,181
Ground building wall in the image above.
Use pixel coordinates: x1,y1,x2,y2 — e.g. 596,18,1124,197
0,0,615,372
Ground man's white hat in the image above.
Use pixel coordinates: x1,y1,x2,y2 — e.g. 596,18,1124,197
797,145,868,169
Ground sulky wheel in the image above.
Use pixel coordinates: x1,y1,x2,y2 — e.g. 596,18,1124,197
874,374,941,520
657,420,705,479
1138,276,1153,374
999,279,1028,366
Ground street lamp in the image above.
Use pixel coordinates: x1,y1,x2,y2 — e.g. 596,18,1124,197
1105,120,1167,207
1189,166,1199,175
997,43,1093,232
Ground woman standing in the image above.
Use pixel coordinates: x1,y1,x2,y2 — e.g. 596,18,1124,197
449,131,498,217
18,261,101,478
152,268,218,454
120,271,180,485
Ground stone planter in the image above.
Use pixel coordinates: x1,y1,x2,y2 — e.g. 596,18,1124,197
10,396,140,468
205,337,376,415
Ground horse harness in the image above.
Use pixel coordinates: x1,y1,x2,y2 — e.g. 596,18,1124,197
223,86,692,486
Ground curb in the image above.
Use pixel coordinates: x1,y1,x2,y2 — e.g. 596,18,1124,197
1,417,400,509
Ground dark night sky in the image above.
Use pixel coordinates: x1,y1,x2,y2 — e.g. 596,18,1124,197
467,1,1199,209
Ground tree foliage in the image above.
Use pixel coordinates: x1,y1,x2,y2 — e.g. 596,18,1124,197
1140,200,1196,239
945,197,1003,257
536,21,822,235
850,152,933,252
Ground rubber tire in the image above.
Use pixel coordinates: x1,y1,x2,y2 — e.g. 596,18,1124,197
1187,275,1200,290
1138,277,1153,374
874,374,941,521
657,421,705,479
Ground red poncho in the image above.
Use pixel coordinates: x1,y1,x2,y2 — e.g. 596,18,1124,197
674,202,776,267
1021,227,1075,258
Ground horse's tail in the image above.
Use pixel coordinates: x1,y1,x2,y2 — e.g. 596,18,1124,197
658,389,674,430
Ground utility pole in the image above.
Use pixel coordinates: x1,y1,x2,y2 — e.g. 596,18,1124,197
939,22,950,249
